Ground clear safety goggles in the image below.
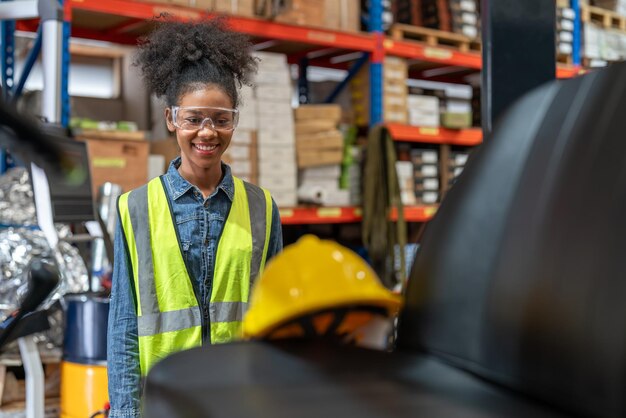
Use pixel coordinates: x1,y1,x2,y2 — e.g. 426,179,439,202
170,106,239,132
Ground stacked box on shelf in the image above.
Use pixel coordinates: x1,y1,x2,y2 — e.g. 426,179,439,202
295,104,350,207
444,149,470,192
262,0,360,31
410,148,440,204
557,2,575,63
421,0,452,31
393,0,422,26
448,0,479,39
407,94,439,127
350,57,408,126
591,0,626,15
252,51,297,208
222,129,258,184
408,80,473,128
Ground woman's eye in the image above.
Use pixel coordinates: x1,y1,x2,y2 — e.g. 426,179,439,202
185,118,202,124
216,119,230,126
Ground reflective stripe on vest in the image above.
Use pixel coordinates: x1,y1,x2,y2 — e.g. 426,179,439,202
118,175,272,375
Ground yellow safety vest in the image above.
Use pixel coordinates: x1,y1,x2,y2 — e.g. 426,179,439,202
118,175,272,375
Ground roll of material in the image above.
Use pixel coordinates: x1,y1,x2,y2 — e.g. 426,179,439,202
297,184,328,205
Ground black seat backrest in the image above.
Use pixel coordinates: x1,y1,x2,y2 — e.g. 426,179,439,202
399,62,626,417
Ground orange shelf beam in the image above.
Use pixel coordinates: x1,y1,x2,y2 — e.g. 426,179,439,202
68,0,375,52
384,38,482,69
387,124,482,146
279,206,437,224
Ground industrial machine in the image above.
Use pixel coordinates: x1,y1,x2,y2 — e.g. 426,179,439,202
142,61,626,417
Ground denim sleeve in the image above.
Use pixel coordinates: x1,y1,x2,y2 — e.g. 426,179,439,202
265,198,283,262
107,220,142,417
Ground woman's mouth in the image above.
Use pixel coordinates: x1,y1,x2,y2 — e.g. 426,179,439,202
193,143,219,155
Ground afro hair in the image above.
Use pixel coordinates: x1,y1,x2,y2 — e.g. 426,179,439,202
134,15,258,108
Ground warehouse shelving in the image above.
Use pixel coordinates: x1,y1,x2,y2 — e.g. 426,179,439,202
387,123,482,146
279,205,437,225
5,0,586,225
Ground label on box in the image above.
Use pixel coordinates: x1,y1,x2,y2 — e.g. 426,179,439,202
460,0,476,12
423,178,440,190
418,165,438,177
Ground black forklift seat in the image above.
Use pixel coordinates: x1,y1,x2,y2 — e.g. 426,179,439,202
144,62,626,418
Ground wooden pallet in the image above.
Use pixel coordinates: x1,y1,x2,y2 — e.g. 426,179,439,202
389,24,481,53
581,4,626,31
557,53,573,65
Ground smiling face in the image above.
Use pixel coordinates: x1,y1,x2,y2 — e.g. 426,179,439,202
166,85,235,175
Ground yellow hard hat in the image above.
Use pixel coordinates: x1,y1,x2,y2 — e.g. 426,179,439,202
243,235,402,339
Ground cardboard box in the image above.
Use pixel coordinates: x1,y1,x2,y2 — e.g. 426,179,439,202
253,51,288,69
258,174,297,190
295,104,342,121
214,0,255,16
253,69,291,85
259,159,297,176
295,119,338,135
255,84,293,101
324,0,360,32
257,101,293,116
231,129,256,146
269,188,297,208
296,130,344,151
441,112,472,128
297,148,343,168
84,138,149,193
258,128,295,145
300,164,342,182
258,114,295,132
258,143,295,161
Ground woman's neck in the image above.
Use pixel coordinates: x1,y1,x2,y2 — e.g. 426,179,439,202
178,161,223,199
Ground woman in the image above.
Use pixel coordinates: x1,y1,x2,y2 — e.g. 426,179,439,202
106,16,283,417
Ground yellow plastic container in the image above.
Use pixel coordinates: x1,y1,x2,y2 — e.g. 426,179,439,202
60,361,108,418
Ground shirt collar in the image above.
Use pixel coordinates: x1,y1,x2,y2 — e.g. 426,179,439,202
165,157,234,202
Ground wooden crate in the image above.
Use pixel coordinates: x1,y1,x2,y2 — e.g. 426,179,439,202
389,23,482,53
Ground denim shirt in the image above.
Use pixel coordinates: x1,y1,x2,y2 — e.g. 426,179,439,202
107,158,283,417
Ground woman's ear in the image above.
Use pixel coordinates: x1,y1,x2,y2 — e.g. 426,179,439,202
165,108,176,133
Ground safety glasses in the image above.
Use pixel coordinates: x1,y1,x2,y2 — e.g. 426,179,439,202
170,106,239,132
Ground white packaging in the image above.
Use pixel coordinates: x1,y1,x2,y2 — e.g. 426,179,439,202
259,175,297,190
270,188,298,208
258,116,295,135
258,143,295,161
409,112,439,128
459,0,476,12
422,178,440,190
416,165,438,177
148,155,166,179
454,166,465,177
231,129,255,145
461,12,477,25
461,24,478,39
443,83,473,100
224,145,251,160
558,30,573,43
256,84,293,101
407,95,440,112
259,160,297,177
445,99,472,113
254,70,291,85
558,42,573,55
419,191,439,204
453,153,470,165
560,7,575,20
559,18,574,32
258,128,295,145
583,24,601,59
257,101,293,117
253,51,288,69
300,165,342,182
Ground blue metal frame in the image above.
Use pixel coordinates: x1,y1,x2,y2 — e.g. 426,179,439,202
368,0,384,126
298,56,309,104
13,28,42,100
324,53,369,104
571,0,581,66
61,19,71,126
1,16,15,102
